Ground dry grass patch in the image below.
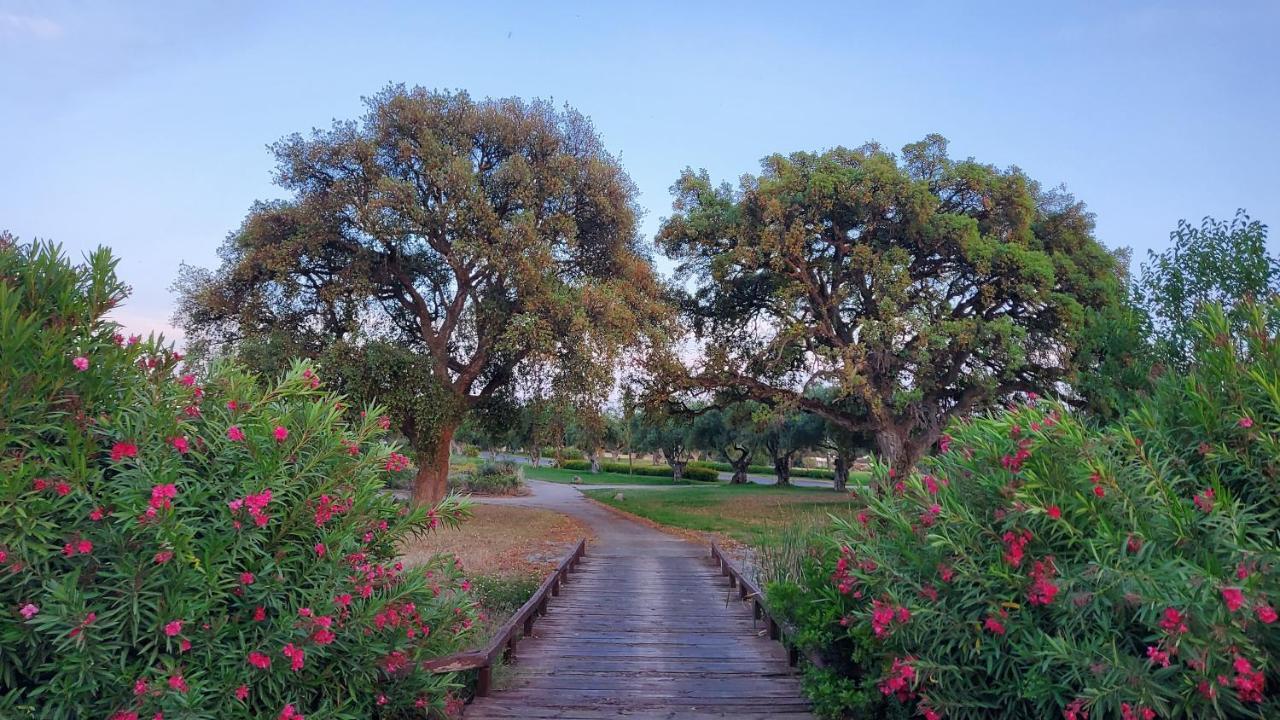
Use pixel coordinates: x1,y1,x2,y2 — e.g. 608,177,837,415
399,503,590,577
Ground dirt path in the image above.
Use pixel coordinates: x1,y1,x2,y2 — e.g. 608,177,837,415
464,480,814,719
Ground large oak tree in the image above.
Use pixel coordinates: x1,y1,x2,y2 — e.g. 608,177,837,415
656,135,1120,475
176,86,666,503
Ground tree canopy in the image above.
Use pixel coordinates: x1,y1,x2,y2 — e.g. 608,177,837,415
656,134,1120,473
175,85,667,502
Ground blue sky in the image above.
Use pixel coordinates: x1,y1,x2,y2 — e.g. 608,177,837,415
2,1,1277,338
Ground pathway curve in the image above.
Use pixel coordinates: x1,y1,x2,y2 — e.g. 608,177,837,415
464,480,814,719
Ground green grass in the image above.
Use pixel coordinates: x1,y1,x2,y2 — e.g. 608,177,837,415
583,483,857,546
521,464,697,486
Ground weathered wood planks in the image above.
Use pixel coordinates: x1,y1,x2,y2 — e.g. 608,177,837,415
464,547,814,718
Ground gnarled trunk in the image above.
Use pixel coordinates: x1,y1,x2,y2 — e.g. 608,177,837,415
726,446,751,484
670,460,686,480
413,424,456,506
875,426,930,484
589,453,601,474
774,454,792,486
833,453,850,492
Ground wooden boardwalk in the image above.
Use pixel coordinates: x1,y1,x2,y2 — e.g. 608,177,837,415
464,482,814,719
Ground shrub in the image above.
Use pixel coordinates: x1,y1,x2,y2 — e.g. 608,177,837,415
772,377,1280,717
448,462,525,496
0,241,479,719
461,444,480,458
559,460,717,482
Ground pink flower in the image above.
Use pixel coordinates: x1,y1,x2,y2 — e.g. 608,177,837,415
1223,587,1246,612
163,620,183,637
234,684,249,701
314,543,326,557
54,481,71,496
1239,417,1254,428
279,705,305,720
19,603,38,619
273,426,289,443
240,572,255,585
1092,485,1105,498
247,651,271,669
1256,604,1277,624
1194,488,1215,513
282,642,305,672
170,436,190,454
1146,645,1171,667
72,356,89,371
179,374,196,387
1047,505,1061,520
984,616,1006,635
32,478,47,491
1159,607,1188,634
110,442,138,462
150,484,178,510
133,678,148,696
168,674,187,693
154,550,174,564
227,426,246,442
89,507,106,521
253,606,267,622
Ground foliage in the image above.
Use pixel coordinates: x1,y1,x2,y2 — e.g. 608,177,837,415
771,341,1280,720
1137,210,1278,371
690,403,763,483
448,462,526,496
0,240,478,719
656,134,1120,474
173,84,667,503
760,411,827,486
1071,296,1161,423
632,411,695,478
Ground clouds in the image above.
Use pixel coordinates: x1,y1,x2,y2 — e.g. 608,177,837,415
0,12,62,39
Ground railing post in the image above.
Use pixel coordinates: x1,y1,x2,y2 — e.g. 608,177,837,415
552,578,560,597
477,665,492,697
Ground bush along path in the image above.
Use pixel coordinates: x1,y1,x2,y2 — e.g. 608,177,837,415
463,480,814,719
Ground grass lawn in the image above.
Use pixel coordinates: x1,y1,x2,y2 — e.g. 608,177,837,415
520,463,702,486
583,483,857,546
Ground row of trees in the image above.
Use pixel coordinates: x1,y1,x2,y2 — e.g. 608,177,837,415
172,83,1277,505
455,397,874,488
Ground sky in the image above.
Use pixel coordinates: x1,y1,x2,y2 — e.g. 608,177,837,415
2,0,1277,340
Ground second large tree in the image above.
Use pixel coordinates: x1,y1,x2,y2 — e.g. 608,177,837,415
178,86,664,503
657,135,1119,475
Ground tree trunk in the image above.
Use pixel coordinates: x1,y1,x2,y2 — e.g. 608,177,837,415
413,424,456,506
774,454,791,486
729,459,750,484
875,427,929,481
529,445,541,467
833,453,850,492
671,460,686,480
589,452,601,474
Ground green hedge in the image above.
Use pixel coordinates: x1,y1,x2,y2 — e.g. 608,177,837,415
690,460,836,479
561,460,718,482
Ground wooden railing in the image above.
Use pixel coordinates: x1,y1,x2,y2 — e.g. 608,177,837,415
709,543,826,669
423,538,587,696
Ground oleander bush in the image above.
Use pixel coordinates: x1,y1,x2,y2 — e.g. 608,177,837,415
448,462,525,496
0,240,478,719
769,303,1280,719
